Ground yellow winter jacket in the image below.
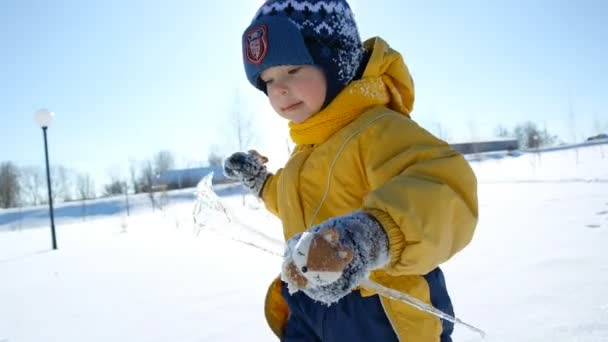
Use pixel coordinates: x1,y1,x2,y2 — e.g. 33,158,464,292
261,37,478,341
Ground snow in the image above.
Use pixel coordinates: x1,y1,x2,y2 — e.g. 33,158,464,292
1,143,608,341
0,199,282,342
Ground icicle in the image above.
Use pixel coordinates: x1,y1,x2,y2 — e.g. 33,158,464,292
193,172,284,257
359,278,486,338
193,172,486,339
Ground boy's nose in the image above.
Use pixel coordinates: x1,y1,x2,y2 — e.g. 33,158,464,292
271,82,289,96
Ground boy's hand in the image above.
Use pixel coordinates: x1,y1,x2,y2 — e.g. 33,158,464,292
282,228,354,289
223,150,270,196
281,211,390,305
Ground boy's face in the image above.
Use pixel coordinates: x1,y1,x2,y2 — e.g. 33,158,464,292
260,65,326,123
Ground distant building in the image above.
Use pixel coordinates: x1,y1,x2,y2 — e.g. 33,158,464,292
450,138,519,155
153,166,233,189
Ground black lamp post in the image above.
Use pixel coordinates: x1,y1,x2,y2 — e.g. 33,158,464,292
35,109,57,250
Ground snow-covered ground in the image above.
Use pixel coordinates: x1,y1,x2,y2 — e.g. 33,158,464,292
1,143,607,342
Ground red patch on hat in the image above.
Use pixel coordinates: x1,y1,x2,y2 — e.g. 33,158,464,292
245,25,268,65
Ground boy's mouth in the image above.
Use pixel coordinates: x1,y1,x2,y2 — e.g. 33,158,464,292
282,102,303,112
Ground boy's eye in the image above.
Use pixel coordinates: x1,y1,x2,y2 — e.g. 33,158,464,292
288,67,301,75
263,78,274,85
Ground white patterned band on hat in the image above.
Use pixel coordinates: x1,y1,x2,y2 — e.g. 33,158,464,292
255,0,354,17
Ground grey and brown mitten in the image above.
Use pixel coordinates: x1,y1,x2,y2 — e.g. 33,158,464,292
281,211,390,305
223,150,270,196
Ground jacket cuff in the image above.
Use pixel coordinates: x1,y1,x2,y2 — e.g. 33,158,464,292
365,208,406,271
256,173,272,198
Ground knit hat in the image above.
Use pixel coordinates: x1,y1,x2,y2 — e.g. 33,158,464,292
242,0,364,106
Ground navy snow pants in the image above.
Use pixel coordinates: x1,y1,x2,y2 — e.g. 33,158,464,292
280,267,454,342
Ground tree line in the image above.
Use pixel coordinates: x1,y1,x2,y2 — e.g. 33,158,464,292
0,149,227,210
0,163,96,209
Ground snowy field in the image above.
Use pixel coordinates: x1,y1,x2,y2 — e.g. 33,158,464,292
1,143,607,342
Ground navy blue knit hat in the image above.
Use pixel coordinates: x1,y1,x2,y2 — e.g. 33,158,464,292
242,0,364,106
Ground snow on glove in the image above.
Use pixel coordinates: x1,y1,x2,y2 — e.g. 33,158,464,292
281,211,390,305
223,150,270,196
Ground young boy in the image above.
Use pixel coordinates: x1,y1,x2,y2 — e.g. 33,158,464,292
224,1,478,341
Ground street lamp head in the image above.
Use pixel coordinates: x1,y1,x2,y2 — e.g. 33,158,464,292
34,109,55,128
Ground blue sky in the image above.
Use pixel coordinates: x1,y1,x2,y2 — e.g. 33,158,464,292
1,0,607,189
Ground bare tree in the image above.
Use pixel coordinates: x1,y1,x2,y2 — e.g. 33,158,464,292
467,121,481,159
76,173,95,220
103,163,126,197
230,91,256,205
103,180,127,196
181,157,203,169
565,95,584,164
513,121,556,149
76,173,95,200
103,179,132,215
139,160,158,211
567,96,578,143
129,157,140,194
433,122,451,142
123,182,131,217
48,165,73,203
146,151,174,210
153,150,175,175
20,166,44,205
230,90,254,151
57,166,73,202
105,164,132,216
0,162,21,208
49,166,61,203
591,115,606,159
592,115,607,135
494,125,511,138
208,145,223,167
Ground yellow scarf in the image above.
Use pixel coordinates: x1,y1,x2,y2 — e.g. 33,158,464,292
288,37,415,146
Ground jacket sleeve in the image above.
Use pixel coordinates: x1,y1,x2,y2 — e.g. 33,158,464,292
360,114,478,276
260,169,283,218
